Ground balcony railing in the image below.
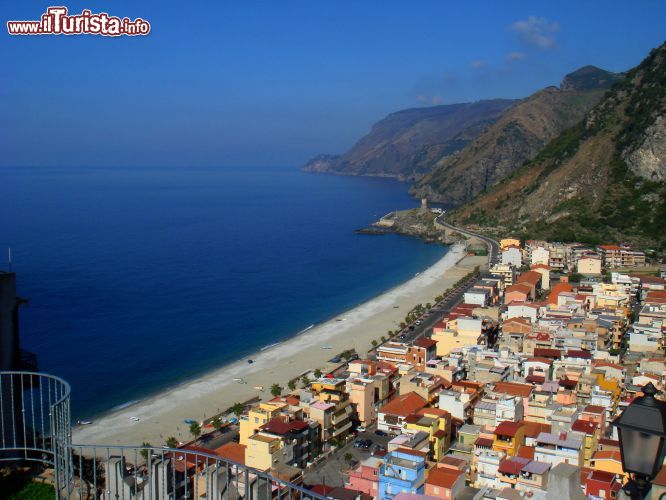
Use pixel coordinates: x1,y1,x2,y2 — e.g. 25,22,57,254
1,371,326,500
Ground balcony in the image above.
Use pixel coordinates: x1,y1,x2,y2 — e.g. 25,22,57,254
1,371,326,500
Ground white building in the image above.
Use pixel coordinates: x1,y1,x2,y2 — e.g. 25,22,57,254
464,288,489,307
534,431,584,466
530,247,550,267
501,247,522,267
438,390,472,421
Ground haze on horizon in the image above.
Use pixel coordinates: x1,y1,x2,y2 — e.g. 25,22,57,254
2,0,665,168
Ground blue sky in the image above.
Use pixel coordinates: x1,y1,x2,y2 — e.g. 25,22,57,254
1,1,664,167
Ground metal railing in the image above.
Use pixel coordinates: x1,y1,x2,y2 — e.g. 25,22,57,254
1,371,327,499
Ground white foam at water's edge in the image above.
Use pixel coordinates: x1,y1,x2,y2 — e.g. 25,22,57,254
111,400,140,411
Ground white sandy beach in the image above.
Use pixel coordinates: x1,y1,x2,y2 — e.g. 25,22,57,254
73,244,486,446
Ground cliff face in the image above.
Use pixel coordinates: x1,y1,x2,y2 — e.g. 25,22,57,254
448,43,666,251
411,66,621,204
302,99,516,180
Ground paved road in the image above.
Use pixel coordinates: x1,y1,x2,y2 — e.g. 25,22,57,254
397,272,481,344
384,218,500,344
435,214,500,266
304,428,391,487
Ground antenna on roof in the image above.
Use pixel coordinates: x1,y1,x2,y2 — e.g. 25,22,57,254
8,248,12,272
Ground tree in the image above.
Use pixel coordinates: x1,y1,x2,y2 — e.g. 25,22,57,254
371,340,378,347
140,442,151,460
231,402,244,416
344,452,353,464
212,417,223,430
288,379,296,390
425,302,432,310
341,350,352,361
314,368,322,379
189,422,202,439
381,335,387,342
166,436,179,449
270,383,282,397
301,375,310,387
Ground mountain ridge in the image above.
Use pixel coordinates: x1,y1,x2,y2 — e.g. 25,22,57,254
410,66,621,204
303,99,517,180
447,43,666,251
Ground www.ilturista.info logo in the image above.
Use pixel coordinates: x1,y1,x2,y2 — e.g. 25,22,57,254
7,6,151,36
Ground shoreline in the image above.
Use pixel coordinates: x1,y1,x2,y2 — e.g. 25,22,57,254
73,243,486,446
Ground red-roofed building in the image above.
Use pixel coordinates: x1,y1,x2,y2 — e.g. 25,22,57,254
517,271,542,297
572,419,599,465
584,470,622,500
498,456,531,487
260,418,321,469
547,282,573,305
424,468,465,499
493,421,525,456
533,348,562,360
581,405,607,434
505,283,533,303
378,393,428,433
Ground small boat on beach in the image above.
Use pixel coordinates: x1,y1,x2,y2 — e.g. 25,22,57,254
233,378,246,384
321,345,333,350
77,420,93,426
254,386,264,391
247,359,255,364
184,419,197,425
130,416,140,422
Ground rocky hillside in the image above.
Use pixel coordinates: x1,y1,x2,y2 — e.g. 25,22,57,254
411,66,621,204
448,43,666,251
302,99,516,180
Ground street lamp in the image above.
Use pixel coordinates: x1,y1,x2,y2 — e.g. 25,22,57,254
612,383,666,497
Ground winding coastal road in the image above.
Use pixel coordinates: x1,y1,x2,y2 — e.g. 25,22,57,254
390,216,500,344
435,213,500,267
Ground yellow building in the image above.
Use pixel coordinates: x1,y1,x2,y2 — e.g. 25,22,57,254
500,238,521,250
309,378,353,443
492,421,525,457
404,408,452,461
577,256,602,275
432,326,480,357
239,401,286,445
590,450,628,481
245,432,291,471
572,420,599,466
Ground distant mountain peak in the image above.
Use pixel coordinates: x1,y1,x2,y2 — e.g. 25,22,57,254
560,65,622,91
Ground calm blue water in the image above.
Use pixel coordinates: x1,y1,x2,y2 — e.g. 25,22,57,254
0,166,446,418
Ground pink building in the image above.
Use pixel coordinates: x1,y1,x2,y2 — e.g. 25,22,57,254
346,456,382,497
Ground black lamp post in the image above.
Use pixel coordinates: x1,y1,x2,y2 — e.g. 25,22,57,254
612,383,666,498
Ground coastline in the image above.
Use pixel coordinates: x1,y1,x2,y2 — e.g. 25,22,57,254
73,243,486,446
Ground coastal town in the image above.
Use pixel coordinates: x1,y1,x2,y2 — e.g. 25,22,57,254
152,230,666,499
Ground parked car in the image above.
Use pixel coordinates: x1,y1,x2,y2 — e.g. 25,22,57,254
372,445,386,456
356,425,367,433
354,439,364,448
374,429,388,437
361,439,372,449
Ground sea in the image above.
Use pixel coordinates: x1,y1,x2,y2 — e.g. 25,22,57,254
0,165,447,418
